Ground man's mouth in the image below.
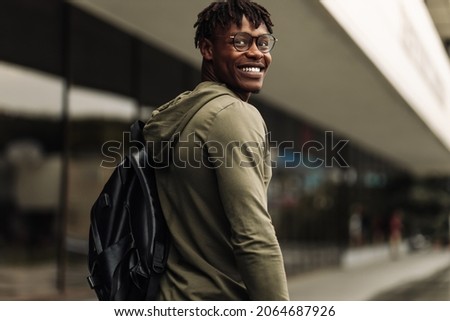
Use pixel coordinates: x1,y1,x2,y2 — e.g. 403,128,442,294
240,66,262,73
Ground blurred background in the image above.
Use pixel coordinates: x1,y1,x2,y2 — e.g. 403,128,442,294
0,0,449,300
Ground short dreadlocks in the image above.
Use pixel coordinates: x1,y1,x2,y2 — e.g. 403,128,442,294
194,0,274,48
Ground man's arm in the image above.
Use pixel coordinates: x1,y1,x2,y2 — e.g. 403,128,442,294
206,102,289,300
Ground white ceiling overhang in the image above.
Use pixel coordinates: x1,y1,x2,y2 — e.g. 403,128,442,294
68,0,450,177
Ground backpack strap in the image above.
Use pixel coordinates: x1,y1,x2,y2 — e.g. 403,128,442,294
131,120,146,144
90,205,104,254
129,121,170,300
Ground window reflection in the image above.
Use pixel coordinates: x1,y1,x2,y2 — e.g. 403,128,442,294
0,61,140,299
0,62,62,271
66,85,137,251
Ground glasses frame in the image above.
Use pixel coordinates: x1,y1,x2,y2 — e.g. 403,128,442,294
229,32,278,53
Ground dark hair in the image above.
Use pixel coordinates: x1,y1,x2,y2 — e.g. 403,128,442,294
194,0,274,48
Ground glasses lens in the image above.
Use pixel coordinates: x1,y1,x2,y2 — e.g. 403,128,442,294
233,32,252,51
257,34,275,53
232,33,276,53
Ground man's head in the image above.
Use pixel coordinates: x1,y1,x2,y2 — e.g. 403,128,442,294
194,0,276,101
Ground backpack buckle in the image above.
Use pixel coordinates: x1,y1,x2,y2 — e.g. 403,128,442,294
87,275,97,289
152,242,166,273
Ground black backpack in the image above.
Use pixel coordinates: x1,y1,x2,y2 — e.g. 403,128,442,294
87,120,170,300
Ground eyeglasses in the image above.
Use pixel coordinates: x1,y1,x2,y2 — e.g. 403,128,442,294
229,32,278,53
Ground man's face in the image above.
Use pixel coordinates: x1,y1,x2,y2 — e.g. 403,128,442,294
207,16,273,99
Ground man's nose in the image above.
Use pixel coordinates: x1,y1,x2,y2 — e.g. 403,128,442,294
246,40,264,59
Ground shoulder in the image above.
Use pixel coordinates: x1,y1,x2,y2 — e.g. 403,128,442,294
187,82,267,141
193,81,262,120
206,100,267,143
198,94,264,127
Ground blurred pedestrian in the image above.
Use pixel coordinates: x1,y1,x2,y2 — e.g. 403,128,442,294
389,209,403,259
349,204,363,247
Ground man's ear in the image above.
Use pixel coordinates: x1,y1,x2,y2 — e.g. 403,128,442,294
199,38,213,61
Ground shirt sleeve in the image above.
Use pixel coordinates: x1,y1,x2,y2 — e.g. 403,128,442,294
206,101,290,301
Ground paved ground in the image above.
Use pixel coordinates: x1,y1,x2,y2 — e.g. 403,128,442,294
0,247,449,301
288,248,450,300
372,266,450,300
0,261,96,300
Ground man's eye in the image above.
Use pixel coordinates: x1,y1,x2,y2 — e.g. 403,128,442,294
258,37,270,46
235,39,247,46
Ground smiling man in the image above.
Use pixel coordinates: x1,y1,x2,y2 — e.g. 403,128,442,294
143,0,289,300
197,14,274,100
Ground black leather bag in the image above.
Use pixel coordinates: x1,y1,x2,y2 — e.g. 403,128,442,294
87,121,170,300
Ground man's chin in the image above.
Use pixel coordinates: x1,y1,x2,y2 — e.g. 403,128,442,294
229,84,262,96
244,83,263,94
249,81,265,94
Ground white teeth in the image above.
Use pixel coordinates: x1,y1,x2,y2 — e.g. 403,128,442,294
241,67,261,72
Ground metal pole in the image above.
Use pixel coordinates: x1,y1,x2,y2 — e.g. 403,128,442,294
56,1,71,294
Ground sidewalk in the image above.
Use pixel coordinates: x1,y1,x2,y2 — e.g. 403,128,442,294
0,261,96,301
287,247,450,300
1,247,449,301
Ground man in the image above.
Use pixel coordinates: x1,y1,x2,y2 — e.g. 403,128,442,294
143,0,289,300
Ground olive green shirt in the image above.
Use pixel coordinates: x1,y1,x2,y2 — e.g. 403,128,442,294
143,82,289,300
